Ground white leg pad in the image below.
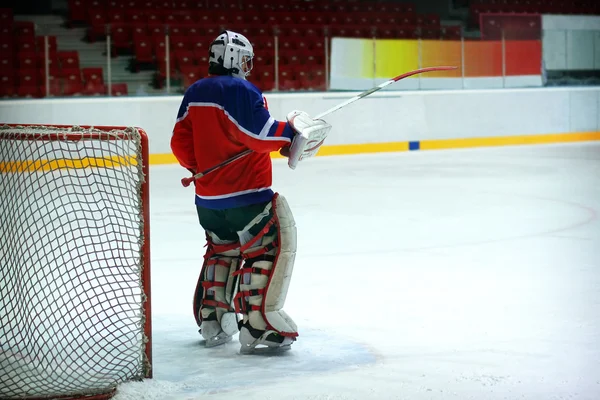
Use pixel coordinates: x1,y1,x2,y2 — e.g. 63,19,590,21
236,194,298,338
194,232,241,338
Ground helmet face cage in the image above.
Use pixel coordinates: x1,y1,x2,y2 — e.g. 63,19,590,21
209,30,254,79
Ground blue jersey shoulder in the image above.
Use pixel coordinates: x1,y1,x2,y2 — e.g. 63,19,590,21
187,75,263,105
183,76,267,133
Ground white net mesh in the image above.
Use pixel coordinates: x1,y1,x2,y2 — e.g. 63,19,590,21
0,125,150,399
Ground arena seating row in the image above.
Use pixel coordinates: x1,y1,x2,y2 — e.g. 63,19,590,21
0,15,127,98
65,0,448,91
4,0,600,97
470,0,600,27
68,0,418,20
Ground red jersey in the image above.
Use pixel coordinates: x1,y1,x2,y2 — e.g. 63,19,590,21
171,76,295,210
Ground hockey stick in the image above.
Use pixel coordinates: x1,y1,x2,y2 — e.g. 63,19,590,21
181,66,457,187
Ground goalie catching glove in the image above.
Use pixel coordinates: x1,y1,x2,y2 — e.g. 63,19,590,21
286,110,332,170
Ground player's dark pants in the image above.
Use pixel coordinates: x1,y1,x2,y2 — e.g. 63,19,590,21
196,200,273,242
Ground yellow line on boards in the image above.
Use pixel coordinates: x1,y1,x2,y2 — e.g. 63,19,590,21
419,132,600,150
0,155,138,173
271,141,411,158
150,142,410,164
154,132,599,164
149,153,178,164
2,133,598,171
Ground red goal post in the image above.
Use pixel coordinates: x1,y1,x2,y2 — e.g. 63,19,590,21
0,124,152,400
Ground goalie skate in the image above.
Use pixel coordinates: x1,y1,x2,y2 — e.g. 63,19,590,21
238,322,294,354
201,324,232,347
200,312,238,347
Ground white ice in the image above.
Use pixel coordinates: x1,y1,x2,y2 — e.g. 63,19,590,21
115,143,600,400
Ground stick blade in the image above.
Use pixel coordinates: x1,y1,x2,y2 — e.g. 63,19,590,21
391,66,458,82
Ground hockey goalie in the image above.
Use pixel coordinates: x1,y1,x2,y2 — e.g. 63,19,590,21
170,30,331,354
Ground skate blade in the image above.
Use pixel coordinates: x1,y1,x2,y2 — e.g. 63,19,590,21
239,343,292,355
204,334,232,348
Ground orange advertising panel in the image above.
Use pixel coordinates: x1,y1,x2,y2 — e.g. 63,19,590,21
504,40,542,75
340,37,541,80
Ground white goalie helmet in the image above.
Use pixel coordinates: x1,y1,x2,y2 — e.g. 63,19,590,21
209,30,254,80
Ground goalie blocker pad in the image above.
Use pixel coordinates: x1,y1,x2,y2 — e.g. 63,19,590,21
287,110,332,170
233,193,298,337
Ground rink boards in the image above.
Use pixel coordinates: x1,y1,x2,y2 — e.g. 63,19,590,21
1,86,599,164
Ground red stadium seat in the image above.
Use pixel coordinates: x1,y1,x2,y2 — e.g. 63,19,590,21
88,8,107,41
420,26,442,39
378,14,399,25
147,21,166,36
443,26,463,40
252,36,275,52
15,21,35,36
190,36,212,53
0,70,15,97
146,12,163,24
87,0,104,10
17,85,40,98
124,9,143,23
304,52,324,66
110,23,132,51
38,78,62,97
243,11,264,24
131,22,147,38
84,81,107,95
0,8,13,22
16,35,36,52
58,51,80,70
0,85,15,97
134,36,154,65
397,26,419,39
18,51,37,70
61,68,83,96
419,13,441,27
396,13,416,26
174,49,196,69
111,83,128,96
304,66,326,90
156,51,176,78
37,56,61,78
254,53,274,67
36,36,58,53
38,64,59,78
194,51,209,67
170,35,192,52
108,10,126,24
0,22,11,36
0,36,12,54
0,52,12,71
68,0,86,24
173,0,194,9
61,66,81,79
376,25,399,39
279,49,300,66
179,65,202,88
348,26,373,38
278,66,298,91
82,67,104,84
63,79,84,95
168,23,186,36
256,78,275,92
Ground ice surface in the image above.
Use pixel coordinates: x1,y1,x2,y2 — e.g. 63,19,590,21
114,143,600,400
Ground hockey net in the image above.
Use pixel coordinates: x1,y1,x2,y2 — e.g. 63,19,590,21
0,124,152,400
